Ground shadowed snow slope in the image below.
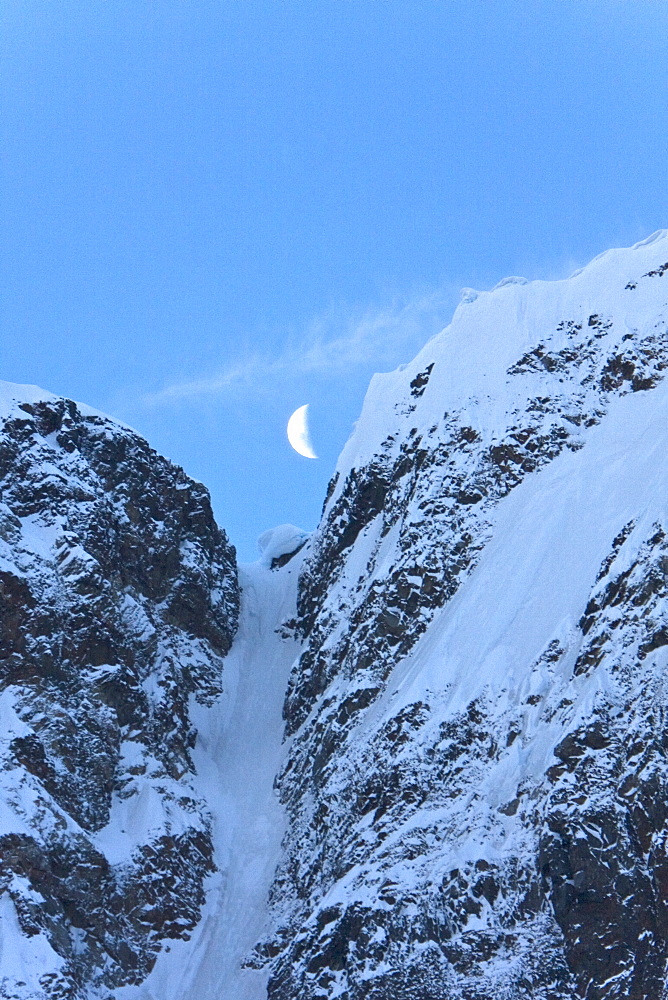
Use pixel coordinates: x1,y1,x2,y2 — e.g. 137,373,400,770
117,555,302,1000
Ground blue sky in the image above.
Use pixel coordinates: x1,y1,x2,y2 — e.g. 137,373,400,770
2,1,667,559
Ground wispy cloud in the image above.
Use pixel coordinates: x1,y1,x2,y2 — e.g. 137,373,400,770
143,289,455,406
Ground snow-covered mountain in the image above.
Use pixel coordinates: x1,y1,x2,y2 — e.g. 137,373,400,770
0,389,238,998
5,231,668,1000
257,230,668,1000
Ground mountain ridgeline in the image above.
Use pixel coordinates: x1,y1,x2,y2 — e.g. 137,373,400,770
4,232,668,999
254,232,668,1000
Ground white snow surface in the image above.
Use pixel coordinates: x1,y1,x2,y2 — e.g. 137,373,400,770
0,379,133,428
0,381,58,420
0,895,64,1000
368,379,668,801
117,553,302,1000
257,524,310,566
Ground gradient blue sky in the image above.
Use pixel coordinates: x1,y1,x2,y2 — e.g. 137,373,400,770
2,1,667,559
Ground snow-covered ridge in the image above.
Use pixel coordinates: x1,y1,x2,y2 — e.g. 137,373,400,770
259,231,668,999
333,228,668,482
257,524,310,569
0,379,135,429
0,380,58,420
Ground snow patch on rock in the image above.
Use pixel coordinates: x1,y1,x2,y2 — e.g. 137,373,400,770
257,524,310,568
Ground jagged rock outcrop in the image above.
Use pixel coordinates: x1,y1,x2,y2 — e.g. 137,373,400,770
0,387,238,999
256,232,668,999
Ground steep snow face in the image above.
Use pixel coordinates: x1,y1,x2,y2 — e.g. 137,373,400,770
0,390,238,999
259,232,668,999
117,548,304,1000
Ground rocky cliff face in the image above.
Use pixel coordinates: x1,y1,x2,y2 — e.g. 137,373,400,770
0,387,238,999
254,231,668,1000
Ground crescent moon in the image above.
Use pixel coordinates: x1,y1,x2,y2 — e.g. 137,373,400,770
287,404,318,459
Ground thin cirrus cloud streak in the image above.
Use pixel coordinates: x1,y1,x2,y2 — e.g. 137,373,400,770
142,290,455,406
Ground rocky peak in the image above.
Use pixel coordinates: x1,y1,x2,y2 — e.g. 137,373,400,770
0,385,238,999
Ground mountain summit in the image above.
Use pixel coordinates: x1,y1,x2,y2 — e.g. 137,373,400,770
259,230,668,1000
4,232,668,999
